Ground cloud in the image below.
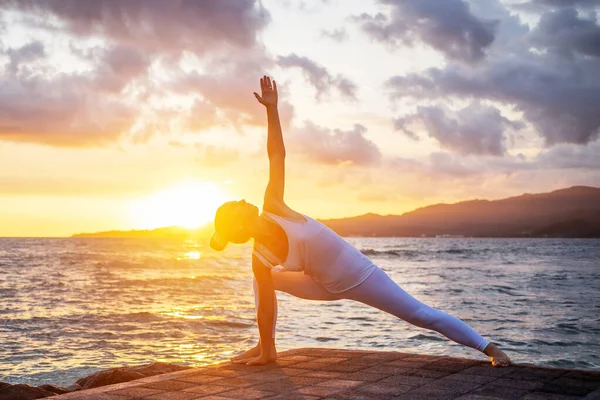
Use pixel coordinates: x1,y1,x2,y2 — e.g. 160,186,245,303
385,41,600,145
321,28,349,42
0,1,271,146
291,121,381,166
388,151,533,179
354,0,498,63
6,41,45,74
165,141,240,167
196,144,240,167
381,1,600,149
385,140,600,183
0,42,137,147
90,45,151,93
1,0,269,55
277,54,357,100
536,141,600,169
356,191,402,203
531,8,600,58
515,0,600,11
395,103,524,156
169,48,294,132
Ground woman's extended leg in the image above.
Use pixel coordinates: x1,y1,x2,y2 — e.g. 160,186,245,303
340,267,510,366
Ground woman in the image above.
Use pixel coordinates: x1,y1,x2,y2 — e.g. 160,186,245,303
210,76,510,367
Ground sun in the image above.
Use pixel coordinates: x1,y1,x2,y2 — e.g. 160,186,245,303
130,180,230,229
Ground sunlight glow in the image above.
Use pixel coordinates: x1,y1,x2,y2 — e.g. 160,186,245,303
177,251,201,260
129,180,229,229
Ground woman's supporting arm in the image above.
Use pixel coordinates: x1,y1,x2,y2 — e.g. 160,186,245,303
247,253,277,365
254,76,286,207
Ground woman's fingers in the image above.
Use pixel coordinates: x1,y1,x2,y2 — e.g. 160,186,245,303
258,75,275,98
253,92,263,104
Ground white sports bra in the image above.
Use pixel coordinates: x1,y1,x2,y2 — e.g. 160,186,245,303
252,211,320,272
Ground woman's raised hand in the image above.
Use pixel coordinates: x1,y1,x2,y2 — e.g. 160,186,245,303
254,75,278,107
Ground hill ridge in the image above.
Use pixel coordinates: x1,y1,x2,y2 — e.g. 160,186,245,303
74,186,600,238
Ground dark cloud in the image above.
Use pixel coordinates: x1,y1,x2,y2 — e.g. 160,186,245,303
291,121,381,166
277,54,357,100
531,8,600,58
91,45,151,93
354,0,498,63
467,0,531,46
536,141,600,169
381,0,600,148
6,41,45,74
515,0,600,10
1,0,269,55
395,103,524,156
386,52,600,145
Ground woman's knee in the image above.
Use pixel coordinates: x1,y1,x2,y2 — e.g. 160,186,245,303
407,306,443,329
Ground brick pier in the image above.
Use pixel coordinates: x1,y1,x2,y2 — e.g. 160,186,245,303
54,348,600,400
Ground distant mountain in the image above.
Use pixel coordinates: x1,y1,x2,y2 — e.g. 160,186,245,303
73,186,600,238
319,186,600,238
72,225,212,239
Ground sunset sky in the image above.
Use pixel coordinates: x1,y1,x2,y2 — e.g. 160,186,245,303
1,0,599,237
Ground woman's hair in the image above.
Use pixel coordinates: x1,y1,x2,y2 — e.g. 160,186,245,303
209,230,229,251
210,201,250,251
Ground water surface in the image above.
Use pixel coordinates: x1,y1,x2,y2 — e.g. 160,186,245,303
1,237,599,385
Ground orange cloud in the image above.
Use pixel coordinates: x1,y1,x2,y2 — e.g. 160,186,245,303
0,1,273,147
291,121,382,166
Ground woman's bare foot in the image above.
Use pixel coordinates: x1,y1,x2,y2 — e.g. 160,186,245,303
231,342,277,364
483,343,511,367
231,344,261,362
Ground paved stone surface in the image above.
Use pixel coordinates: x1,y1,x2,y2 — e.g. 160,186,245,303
53,348,600,399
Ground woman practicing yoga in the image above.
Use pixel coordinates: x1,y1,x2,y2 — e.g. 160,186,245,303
210,76,510,367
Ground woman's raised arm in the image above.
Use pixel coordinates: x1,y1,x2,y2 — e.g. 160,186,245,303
254,76,285,209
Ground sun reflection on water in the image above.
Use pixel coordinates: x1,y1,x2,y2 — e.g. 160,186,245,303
177,251,201,260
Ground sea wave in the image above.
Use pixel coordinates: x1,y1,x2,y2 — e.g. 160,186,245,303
359,247,491,258
2,237,600,385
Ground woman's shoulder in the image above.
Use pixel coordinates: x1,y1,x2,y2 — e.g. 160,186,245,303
262,199,306,222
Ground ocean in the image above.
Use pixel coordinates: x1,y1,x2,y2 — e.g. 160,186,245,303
1,237,599,386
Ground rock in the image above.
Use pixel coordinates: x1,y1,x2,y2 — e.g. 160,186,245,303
64,383,81,392
130,362,189,377
75,369,145,389
3,362,189,396
0,383,55,400
38,384,72,395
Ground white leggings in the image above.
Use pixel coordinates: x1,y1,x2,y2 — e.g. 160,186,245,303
253,266,489,352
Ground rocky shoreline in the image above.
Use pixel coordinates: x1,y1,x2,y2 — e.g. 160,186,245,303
0,362,190,400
